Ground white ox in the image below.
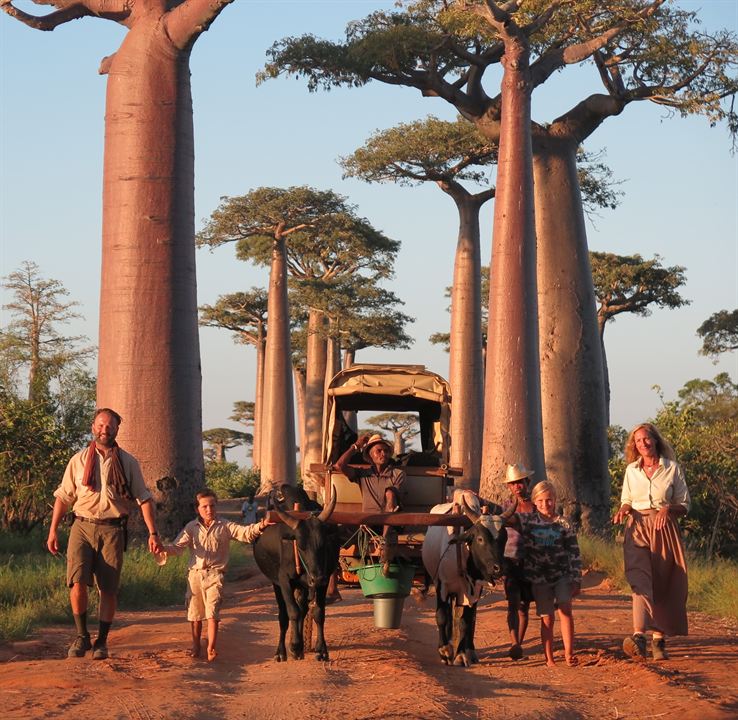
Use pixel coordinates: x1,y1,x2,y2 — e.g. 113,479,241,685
422,489,510,666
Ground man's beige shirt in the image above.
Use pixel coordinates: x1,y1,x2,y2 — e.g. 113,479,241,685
53,445,152,519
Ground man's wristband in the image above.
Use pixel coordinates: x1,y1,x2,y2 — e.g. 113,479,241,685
150,531,159,536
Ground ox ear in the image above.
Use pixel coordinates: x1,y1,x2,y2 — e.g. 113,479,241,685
448,530,473,545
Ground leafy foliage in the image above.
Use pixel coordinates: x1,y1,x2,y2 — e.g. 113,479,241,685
341,115,498,187
0,392,73,533
697,309,738,359
204,461,260,500
610,375,738,557
590,251,690,334
199,289,268,348
259,1,738,139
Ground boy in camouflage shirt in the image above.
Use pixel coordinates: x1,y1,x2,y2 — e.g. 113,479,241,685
508,481,581,667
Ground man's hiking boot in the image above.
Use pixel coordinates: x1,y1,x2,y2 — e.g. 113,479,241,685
67,634,92,658
92,641,109,660
652,637,669,661
623,633,647,659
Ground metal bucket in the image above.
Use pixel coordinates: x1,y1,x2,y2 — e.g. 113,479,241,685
373,596,406,629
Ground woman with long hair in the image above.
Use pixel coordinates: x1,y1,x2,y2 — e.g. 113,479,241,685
613,423,690,661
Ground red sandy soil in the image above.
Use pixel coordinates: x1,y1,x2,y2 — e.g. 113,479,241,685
1,565,736,720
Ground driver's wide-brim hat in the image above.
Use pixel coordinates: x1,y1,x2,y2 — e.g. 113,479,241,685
363,434,393,462
503,462,535,483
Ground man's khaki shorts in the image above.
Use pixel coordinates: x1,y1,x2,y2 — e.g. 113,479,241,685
66,520,124,594
186,568,224,621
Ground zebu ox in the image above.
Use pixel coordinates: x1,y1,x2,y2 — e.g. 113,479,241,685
253,485,339,662
422,489,511,666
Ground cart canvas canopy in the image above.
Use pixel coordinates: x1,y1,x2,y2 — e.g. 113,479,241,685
322,364,452,466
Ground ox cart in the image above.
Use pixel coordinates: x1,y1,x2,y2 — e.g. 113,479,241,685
260,364,507,664
308,364,476,625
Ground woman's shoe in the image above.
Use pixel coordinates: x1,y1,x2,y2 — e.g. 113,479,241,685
623,633,647,659
652,637,669,660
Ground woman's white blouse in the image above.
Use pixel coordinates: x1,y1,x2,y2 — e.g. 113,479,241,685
620,457,690,511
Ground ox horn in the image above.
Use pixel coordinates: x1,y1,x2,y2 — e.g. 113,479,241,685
461,496,481,524
270,489,300,530
274,505,300,530
500,499,518,521
316,484,337,523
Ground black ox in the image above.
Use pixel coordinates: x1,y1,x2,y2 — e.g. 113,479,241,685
253,485,339,662
421,491,512,666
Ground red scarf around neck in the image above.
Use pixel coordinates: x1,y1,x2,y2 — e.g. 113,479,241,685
81,441,133,500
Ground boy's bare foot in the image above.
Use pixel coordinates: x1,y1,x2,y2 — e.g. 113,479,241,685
546,658,556,667
565,654,579,667
188,644,201,658
207,648,218,662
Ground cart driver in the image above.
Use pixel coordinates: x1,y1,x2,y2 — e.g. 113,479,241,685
334,433,406,574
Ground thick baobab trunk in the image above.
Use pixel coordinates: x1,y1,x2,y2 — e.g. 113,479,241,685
480,40,544,502
252,336,266,470
97,25,202,533
341,348,358,434
448,198,485,490
293,365,306,477
302,309,328,493
259,237,296,491
534,139,610,531
325,327,341,389
597,314,612,426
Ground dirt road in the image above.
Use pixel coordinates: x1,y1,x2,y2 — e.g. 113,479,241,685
1,566,736,720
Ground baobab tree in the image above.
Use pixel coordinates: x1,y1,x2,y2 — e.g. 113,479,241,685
259,0,736,529
590,251,690,421
2,0,238,529
342,115,496,490
698,310,738,359
366,413,420,456
202,428,252,464
200,290,268,469
198,186,398,492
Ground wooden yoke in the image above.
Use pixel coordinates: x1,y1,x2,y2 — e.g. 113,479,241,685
266,510,471,527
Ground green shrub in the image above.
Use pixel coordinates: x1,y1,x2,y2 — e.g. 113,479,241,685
204,462,260,499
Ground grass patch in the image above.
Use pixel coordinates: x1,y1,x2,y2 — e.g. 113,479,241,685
0,531,258,643
687,555,738,620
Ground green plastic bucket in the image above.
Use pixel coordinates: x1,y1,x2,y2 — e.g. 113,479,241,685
354,562,414,599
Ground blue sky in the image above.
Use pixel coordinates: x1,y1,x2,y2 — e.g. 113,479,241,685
1,0,736,464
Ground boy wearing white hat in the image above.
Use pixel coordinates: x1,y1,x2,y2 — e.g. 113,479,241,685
502,462,535,660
